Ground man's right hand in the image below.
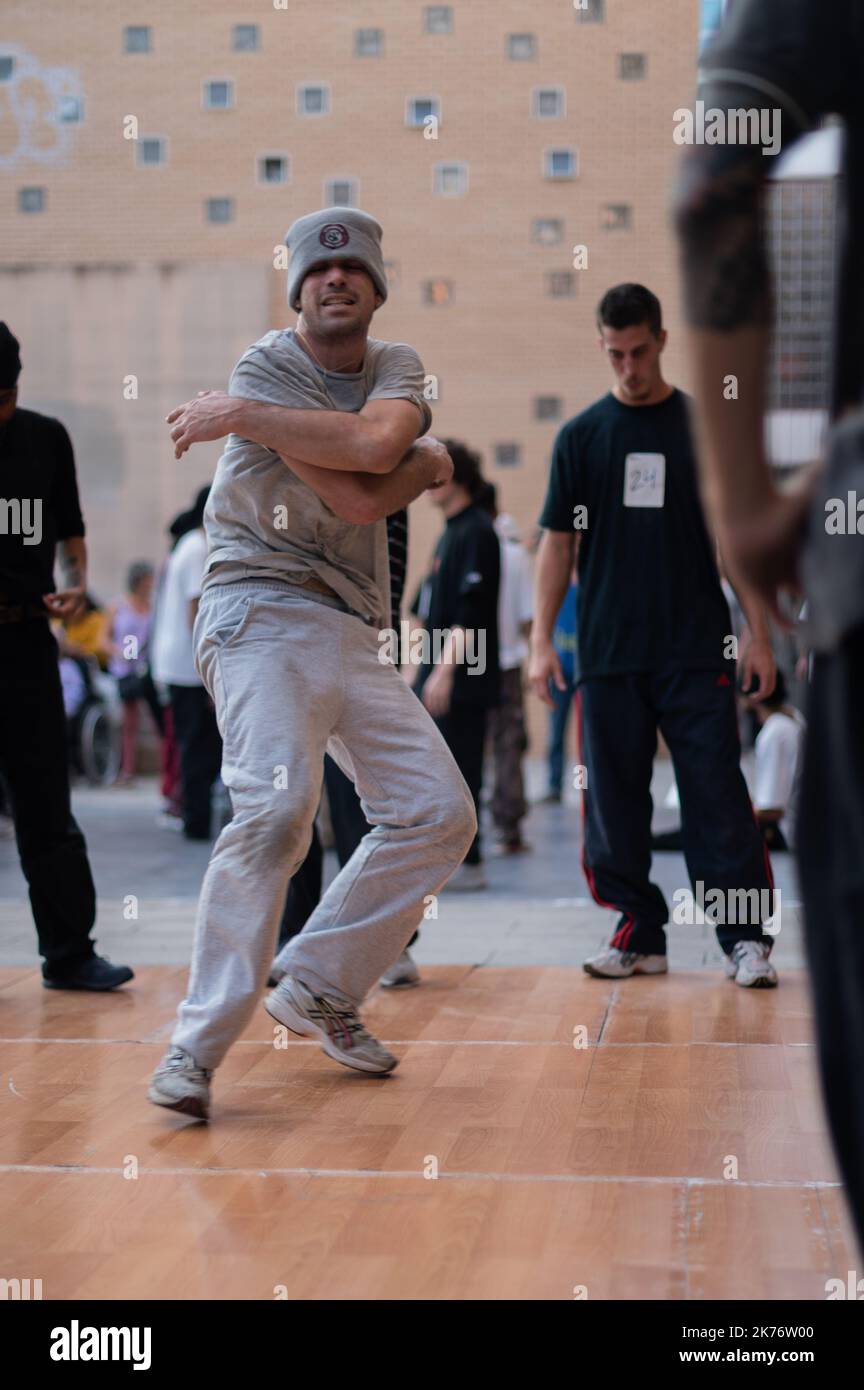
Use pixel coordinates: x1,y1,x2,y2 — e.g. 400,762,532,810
528,639,567,708
411,436,453,492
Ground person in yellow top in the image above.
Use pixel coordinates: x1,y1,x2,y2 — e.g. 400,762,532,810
53,594,111,669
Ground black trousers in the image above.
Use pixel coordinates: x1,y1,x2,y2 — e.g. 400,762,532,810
578,668,774,956
435,703,489,865
278,753,417,948
798,622,864,1249
168,684,223,839
119,669,165,735
0,619,96,974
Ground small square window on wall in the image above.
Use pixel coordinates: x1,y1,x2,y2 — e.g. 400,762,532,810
618,53,646,80
546,271,576,297
123,26,151,54
574,0,605,21
602,203,632,231
0,55,16,80
508,33,536,61
232,25,260,52
325,178,357,206
57,96,83,123
495,443,522,468
424,6,453,34
138,137,166,166
407,96,440,127
355,28,384,57
206,197,234,224
533,88,565,119
535,396,562,421
259,155,289,185
18,187,45,213
423,279,453,306
204,80,233,109
298,84,330,115
532,218,564,245
433,163,468,196
544,149,577,179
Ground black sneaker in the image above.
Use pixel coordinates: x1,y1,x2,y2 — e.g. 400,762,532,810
43,955,134,991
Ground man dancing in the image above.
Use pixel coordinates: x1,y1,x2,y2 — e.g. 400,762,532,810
149,208,475,1120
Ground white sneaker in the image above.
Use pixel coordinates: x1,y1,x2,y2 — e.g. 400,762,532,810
583,946,668,979
379,949,420,989
148,1046,211,1120
442,863,488,892
724,941,778,988
264,976,398,1075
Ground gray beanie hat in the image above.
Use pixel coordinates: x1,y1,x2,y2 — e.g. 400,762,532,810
285,207,388,311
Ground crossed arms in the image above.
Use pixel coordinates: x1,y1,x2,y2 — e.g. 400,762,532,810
167,391,451,524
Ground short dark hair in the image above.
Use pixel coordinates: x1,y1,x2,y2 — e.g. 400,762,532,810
475,480,497,517
441,439,485,500
597,283,663,338
126,560,154,594
169,485,211,543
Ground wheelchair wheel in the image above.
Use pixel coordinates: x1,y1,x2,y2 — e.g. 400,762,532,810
79,702,121,786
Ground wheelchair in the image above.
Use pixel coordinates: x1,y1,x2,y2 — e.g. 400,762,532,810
64,656,122,786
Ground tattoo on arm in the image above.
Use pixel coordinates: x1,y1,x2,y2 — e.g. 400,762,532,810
676,154,772,332
61,547,83,589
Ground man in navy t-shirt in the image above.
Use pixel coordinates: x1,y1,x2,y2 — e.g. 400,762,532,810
529,284,778,986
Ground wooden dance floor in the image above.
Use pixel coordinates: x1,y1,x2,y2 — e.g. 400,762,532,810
0,964,855,1300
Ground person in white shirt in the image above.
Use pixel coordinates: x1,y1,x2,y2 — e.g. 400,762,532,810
752,668,806,853
151,487,222,840
478,484,534,854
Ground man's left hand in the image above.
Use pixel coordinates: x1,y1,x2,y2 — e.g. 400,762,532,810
167,390,241,459
43,588,86,623
738,636,776,703
718,483,814,628
422,664,454,718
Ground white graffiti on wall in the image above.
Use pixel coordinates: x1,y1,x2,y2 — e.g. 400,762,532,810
0,45,82,167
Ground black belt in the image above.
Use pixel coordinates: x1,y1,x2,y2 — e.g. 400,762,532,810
0,601,50,625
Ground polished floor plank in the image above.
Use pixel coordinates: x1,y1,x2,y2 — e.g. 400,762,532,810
0,965,855,1300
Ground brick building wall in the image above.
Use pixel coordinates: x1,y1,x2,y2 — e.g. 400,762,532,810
2,0,701,751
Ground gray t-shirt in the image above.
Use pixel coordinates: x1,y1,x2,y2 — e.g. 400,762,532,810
202,328,432,625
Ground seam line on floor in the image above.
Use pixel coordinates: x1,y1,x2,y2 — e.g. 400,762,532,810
0,1163,841,1188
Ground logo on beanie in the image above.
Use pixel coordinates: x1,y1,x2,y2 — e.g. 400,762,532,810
319,223,350,249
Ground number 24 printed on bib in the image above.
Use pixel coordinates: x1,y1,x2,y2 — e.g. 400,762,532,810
623,453,665,508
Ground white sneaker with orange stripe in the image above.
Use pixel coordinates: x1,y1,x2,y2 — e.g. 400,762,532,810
264,976,398,1074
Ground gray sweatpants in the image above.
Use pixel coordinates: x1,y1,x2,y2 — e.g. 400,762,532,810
172,579,477,1069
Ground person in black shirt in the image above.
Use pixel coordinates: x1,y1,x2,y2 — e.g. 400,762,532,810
675,0,864,1245
530,285,778,984
412,440,500,890
0,323,133,991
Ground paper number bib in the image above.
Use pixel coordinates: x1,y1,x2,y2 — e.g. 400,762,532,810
623,453,665,508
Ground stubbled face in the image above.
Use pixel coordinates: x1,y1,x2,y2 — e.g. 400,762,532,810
0,386,18,426
599,322,667,403
429,478,460,510
298,259,382,339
